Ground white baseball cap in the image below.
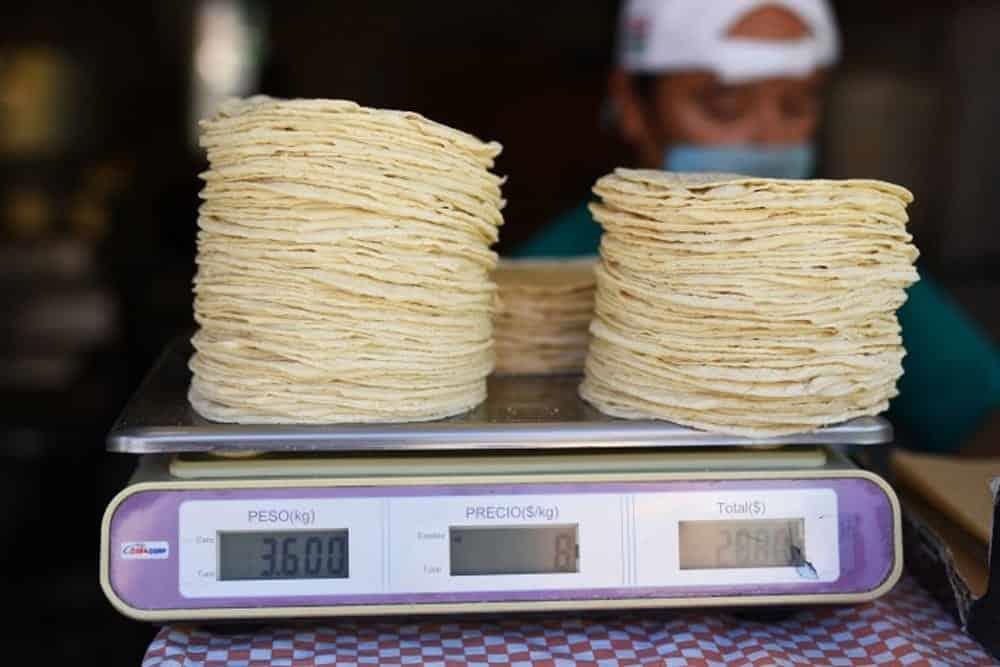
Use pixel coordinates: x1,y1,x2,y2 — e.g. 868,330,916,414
617,0,840,83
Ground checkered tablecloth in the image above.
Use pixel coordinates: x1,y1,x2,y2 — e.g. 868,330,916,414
142,577,996,666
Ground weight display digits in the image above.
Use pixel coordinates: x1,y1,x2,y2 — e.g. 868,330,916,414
450,525,579,576
218,530,349,581
679,519,805,570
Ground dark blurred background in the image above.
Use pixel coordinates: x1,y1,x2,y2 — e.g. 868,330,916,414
1,1,997,662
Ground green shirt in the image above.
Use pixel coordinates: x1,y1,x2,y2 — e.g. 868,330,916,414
514,201,1000,452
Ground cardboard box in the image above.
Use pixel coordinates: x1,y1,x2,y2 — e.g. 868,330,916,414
891,451,999,658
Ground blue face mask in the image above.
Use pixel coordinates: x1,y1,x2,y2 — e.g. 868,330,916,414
664,144,816,180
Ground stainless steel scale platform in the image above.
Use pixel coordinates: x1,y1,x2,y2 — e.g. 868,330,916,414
108,340,892,454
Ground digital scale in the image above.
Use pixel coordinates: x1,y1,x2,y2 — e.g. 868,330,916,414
101,343,902,622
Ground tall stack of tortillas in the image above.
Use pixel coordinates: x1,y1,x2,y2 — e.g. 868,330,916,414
190,96,504,423
581,169,919,437
493,258,596,374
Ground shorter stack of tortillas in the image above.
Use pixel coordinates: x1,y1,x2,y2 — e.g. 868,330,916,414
581,169,920,437
492,258,596,374
190,96,504,423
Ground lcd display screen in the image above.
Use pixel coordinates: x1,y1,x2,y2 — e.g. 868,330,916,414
450,524,579,576
679,519,805,569
218,530,349,580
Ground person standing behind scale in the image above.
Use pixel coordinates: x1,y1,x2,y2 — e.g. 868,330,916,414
515,0,1000,454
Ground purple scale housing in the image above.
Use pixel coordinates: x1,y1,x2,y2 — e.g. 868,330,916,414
105,477,898,617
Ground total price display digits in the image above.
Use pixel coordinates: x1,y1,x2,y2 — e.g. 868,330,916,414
679,518,805,569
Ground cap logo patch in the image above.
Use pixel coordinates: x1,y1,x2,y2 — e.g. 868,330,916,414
625,16,649,54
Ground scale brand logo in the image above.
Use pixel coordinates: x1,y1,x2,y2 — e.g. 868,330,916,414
121,541,170,560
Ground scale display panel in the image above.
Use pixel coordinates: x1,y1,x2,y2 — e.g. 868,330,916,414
101,467,901,621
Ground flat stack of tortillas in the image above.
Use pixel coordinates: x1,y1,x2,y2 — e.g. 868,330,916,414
492,258,596,374
189,96,505,423
581,169,920,437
